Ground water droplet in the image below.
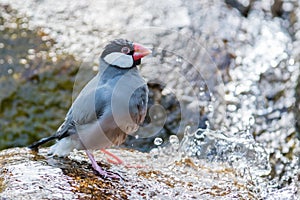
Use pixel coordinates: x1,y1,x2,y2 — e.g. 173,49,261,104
92,65,98,71
28,49,35,54
196,150,202,157
227,104,237,112
176,57,182,63
7,69,13,75
194,130,205,140
205,121,210,129
28,55,35,60
288,58,295,65
52,57,57,62
248,116,255,126
154,137,163,146
7,58,13,64
150,148,159,160
208,104,214,112
184,126,194,137
169,135,179,145
19,59,27,65
170,135,180,150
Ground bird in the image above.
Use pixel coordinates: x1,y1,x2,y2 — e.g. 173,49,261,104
28,39,151,179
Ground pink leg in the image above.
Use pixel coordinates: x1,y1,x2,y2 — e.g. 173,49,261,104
85,150,121,179
101,149,123,165
101,149,144,168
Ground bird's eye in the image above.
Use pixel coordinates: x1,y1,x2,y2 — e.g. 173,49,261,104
121,46,130,54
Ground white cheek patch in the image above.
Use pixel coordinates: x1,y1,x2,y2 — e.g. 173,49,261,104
104,52,133,68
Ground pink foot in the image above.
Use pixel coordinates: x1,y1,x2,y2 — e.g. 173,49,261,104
85,150,121,179
101,149,145,168
101,149,123,165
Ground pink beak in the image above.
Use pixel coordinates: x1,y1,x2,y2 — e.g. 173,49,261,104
133,43,152,61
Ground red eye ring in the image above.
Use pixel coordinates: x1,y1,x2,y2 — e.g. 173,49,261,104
121,46,130,54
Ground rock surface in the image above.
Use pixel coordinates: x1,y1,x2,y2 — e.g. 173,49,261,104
0,147,260,199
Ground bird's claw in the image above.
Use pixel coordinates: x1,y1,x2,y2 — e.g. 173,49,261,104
93,165,122,179
100,171,122,180
86,150,122,180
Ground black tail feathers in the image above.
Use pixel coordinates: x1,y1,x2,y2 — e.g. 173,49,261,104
28,135,57,152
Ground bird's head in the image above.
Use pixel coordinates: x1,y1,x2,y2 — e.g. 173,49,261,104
101,39,152,69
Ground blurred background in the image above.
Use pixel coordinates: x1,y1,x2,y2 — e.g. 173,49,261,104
0,0,299,194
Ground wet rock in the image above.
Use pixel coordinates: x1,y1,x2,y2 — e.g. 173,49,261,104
0,147,263,199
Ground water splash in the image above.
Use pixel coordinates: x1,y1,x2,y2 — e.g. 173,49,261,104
147,126,274,198
180,127,271,177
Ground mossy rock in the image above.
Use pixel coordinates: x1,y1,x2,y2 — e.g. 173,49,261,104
0,4,81,150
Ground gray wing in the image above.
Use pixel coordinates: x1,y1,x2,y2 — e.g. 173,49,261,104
55,75,110,139
129,84,149,125
28,75,110,150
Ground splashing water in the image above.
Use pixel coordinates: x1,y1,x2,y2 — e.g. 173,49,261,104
151,126,270,174
148,125,279,198
181,127,271,177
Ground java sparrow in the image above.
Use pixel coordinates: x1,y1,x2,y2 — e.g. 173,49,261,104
29,39,151,179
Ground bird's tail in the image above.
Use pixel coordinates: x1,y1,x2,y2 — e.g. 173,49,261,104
28,135,58,152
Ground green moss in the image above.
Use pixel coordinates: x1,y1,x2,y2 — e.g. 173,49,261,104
0,4,82,150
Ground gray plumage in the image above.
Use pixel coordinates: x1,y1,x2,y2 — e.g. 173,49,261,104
29,39,150,158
